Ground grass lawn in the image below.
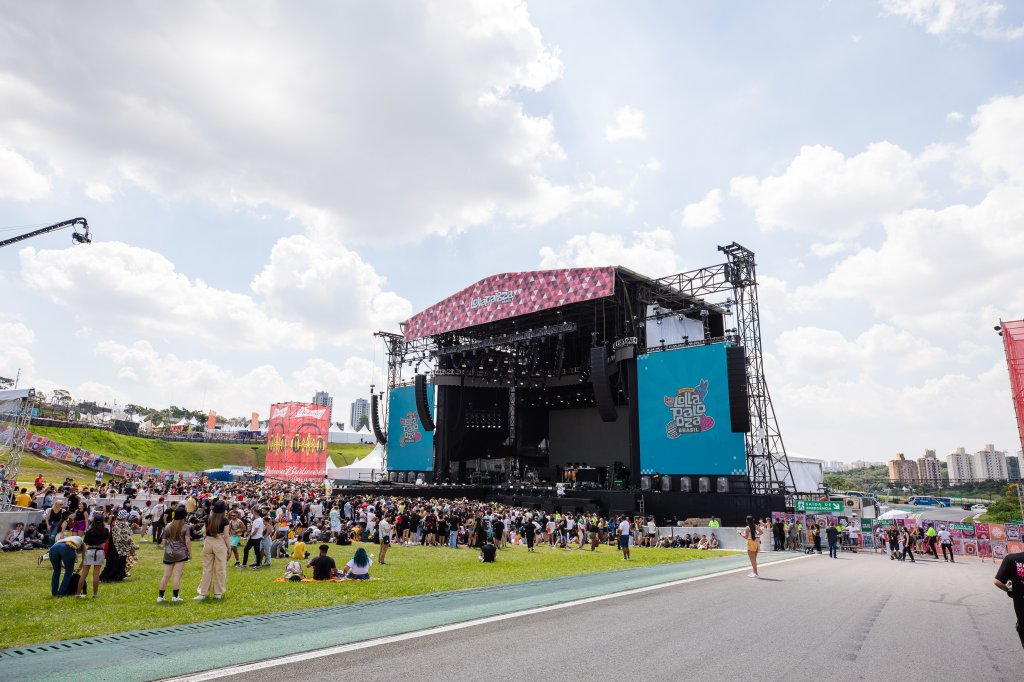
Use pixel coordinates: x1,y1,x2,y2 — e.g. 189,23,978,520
0,540,732,647
23,426,372,475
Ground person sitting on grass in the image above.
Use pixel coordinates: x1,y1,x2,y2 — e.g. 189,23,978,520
479,538,497,563
697,535,709,550
22,523,44,550
2,522,25,551
709,533,720,550
341,547,372,580
291,534,309,560
284,559,305,581
307,544,336,580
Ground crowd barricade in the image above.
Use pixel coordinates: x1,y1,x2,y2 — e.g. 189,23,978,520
865,518,1017,563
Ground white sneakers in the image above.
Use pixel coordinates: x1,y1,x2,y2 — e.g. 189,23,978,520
156,596,165,603
193,595,206,601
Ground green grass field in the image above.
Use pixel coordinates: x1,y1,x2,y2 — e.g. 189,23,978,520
19,427,372,483
0,541,729,647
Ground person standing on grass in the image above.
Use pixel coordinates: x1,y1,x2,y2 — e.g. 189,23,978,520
158,507,191,603
617,515,632,560
737,516,760,578
242,509,264,568
260,513,274,567
228,509,245,567
195,501,230,601
150,498,166,544
378,515,393,565
77,516,110,598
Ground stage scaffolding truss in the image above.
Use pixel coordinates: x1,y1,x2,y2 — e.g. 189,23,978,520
0,388,35,511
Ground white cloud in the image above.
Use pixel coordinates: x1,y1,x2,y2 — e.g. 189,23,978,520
0,146,50,200
0,2,622,243
947,110,965,122
92,340,378,417
809,241,851,258
0,321,35,380
605,106,647,142
730,142,929,238
880,0,1024,40
250,233,412,346
640,158,662,172
680,188,723,229
796,96,1024,332
84,182,113,202
538,228,678,276
19,237,410,350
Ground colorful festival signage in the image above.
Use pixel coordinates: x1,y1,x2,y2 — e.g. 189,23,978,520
402,267,616,341
636,344,746,475
264,402,329,482
386,385,435,471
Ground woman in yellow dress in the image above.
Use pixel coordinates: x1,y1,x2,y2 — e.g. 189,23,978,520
737,515,761,578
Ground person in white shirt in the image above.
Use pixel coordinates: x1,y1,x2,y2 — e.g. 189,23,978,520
617,516,632,560
243,513,265,568
378,517,393,565
938,526,954,562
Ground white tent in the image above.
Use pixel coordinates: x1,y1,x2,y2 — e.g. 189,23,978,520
327,443,386,483
325,455,337,470
328,423,366,444
877,509,911,520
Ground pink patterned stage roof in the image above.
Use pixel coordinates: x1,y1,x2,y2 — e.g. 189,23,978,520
402,267,616,340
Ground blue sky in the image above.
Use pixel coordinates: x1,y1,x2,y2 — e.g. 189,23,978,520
1,0,1022,461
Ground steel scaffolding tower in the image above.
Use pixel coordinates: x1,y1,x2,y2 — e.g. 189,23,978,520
0,389,35,511
651,243,795,495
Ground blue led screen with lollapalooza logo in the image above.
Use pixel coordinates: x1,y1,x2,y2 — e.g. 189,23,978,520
386,384,435,471
636,343,746,476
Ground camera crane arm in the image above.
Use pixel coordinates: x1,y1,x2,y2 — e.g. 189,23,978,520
0,217,91,249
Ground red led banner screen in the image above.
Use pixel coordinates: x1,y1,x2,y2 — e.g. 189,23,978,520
264,402,330,482
1002,319,1024,452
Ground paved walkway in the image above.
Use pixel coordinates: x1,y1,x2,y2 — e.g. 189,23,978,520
206,551,1022,682
0,553,795,682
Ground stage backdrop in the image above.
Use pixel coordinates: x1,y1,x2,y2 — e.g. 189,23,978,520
637,343,747,476
387,384,435,471
264,402,329,482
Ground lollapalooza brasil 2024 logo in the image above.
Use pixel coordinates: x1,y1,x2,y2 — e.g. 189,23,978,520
399,412,422,447
664,379,715,438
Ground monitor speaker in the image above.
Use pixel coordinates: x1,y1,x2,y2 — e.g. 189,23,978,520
726,346,751,433
698,476,710,493
716,477,730,493
660,475,672,492
371,394,387,445
679,476,692,493
415,374,435,431
590,346,618,422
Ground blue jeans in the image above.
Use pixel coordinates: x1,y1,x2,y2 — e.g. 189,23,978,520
261,536,273,565
49,542,77,596
828,541,838,558
448,531,458,548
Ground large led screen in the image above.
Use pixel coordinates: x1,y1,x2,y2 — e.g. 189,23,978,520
637,344,746,475
387,384,435,471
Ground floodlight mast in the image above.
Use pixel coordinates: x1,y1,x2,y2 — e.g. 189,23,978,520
0,217,91,249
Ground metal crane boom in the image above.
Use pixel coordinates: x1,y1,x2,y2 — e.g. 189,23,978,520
0,217,91,249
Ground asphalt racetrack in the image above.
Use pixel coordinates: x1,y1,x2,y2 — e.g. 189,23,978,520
199,550,1021,682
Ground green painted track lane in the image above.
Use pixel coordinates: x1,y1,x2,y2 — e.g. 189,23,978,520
0,552,799,682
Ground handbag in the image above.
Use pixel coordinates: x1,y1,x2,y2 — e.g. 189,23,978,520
163,537,189,563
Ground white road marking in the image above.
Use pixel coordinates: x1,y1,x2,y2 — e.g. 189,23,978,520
163,554,809,681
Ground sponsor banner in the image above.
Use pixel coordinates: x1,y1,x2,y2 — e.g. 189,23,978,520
403,267,616,341
1000,319,1024,452
974,522,990,540
992,541,1008,559
386,385,435,471
637,344,746,475
990,524,1006,542
1005,524,1022,542
264,402,330,482
250,412,260,432
207,410,217,431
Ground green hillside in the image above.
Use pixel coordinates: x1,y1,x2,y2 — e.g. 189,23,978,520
26,426,371,474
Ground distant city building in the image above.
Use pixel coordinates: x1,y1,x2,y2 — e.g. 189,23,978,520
917,449,943,487
312,391,333,423
350,398,369,429
1007,455,1022,482
887,453,919,485
946,447,976,485
974,444,1008,482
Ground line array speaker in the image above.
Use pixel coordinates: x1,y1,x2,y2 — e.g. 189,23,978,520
590,346,618,422
371,394,387,445
725,345,750,433
415,373,435,431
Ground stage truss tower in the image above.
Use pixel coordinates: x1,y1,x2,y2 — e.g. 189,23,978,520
650,243,795,495
0,389,35,511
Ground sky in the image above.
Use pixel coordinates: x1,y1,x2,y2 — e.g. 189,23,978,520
1,0,1023,462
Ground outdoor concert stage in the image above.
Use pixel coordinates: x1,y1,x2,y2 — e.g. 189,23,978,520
363,242,795,521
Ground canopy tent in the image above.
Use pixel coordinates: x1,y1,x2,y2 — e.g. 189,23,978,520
877,509,911,520
329,423,371,444
327,443,386,483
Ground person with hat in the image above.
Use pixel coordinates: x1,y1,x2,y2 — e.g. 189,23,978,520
196,500,230,600
100,510,138,583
